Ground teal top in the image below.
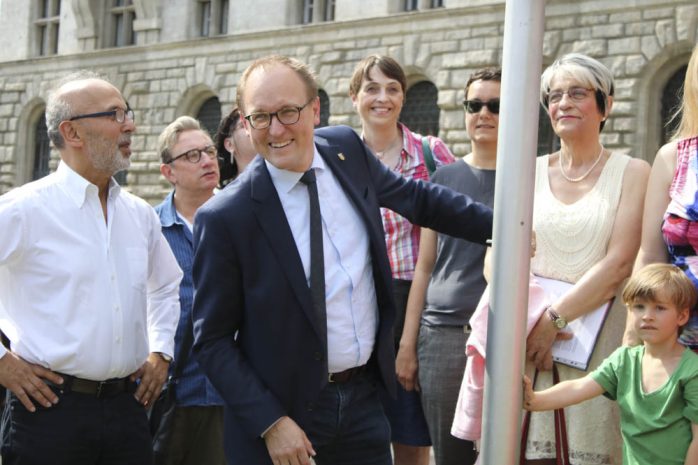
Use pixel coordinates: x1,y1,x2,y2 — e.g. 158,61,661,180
591,345,698,465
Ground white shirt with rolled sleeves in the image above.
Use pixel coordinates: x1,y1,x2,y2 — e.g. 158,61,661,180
0,162,182,381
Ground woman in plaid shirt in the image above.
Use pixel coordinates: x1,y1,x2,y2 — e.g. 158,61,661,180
349,54,456,465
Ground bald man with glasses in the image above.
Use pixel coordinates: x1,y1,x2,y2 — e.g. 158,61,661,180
0,71,181,465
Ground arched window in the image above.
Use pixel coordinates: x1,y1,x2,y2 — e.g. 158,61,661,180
196,96,222,137
400,81,440,136
317,89,330,128
32,116,51,180
537,105,559,156
661,65,687,145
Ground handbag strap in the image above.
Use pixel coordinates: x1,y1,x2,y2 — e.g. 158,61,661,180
421,136,436,177
519,366,571,465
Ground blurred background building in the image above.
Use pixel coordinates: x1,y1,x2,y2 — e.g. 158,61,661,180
0,0,695,202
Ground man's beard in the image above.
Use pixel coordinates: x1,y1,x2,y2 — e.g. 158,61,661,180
85,133,131,175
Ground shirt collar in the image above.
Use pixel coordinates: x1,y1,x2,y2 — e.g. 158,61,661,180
55,161,122,208
158,190,181,228
265,145,326,194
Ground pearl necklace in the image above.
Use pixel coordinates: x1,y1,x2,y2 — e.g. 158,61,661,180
558,144,605,183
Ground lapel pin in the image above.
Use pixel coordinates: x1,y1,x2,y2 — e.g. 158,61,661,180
338,153,345,161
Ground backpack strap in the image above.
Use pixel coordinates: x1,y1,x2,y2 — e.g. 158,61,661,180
421,136,436,177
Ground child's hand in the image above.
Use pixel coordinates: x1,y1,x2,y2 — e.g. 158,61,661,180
522,375,535,411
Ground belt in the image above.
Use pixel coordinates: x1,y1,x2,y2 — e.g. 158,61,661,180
59,374,134,398
328,365,367,384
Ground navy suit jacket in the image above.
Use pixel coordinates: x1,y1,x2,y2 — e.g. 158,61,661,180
191,125,492,464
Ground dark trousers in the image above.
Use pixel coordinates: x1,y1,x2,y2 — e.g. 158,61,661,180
153,405,226,465
305,372,392,465
1,388,152,465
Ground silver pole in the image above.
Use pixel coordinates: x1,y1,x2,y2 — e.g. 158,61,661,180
480,1,545,464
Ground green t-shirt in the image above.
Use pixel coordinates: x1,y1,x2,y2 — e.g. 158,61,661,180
591,345,698,465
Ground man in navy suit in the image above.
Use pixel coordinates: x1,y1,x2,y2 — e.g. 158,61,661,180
191,55,493,465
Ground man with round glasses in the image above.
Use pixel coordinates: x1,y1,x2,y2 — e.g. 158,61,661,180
191,55,493,465
0,71,182,464
154,116,224,465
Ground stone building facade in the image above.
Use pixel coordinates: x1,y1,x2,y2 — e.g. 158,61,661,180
0,0,696,203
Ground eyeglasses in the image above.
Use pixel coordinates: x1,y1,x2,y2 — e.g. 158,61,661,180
244,97,315,130
463,99,500,115
168,145,217,164
69,106,135,124
547,87,595,105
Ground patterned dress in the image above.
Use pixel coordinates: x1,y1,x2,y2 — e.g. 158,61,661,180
524,152,630,465
663,136,698,347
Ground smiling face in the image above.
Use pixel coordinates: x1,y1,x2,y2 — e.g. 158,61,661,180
547,74,609,142
465,79,501,147
241,64,319,173
351,66,404,130
161,129,220,196
631,293,689,345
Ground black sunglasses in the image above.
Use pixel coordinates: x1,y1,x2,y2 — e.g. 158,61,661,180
463,99,500,115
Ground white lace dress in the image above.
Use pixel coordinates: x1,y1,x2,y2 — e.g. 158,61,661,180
524,152,630,465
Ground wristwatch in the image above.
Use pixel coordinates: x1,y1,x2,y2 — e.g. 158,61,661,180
547,307,568,330
157,352,173,363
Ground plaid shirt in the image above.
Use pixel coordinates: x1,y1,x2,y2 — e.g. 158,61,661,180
380,123,456,280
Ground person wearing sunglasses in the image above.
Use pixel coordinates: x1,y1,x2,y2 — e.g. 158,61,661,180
347,54,456,465
396,67,501,465
522,53,650,465
153,116,224,465
0,71,182,465
214,107,257,187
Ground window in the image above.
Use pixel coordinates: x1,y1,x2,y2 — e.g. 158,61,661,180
198,0,230,36
324,0,335,21
110,0,136,47
537,105,559,156
404,0,419,11
431,0,444,7
661,65,687,145
35,0,60,56
196,97,223,137
32,116,51,180
317,90,330,128
400,81,440,136
302,0,314,24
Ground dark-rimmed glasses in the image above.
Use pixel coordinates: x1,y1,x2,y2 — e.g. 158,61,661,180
244,97,315,130
463,99,500,115
168,145,217,164
547,87,595,105
69,106,135,124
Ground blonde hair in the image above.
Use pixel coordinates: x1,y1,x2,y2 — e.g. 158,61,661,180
157,116,205,163
623,263,697,311
672,45,698,140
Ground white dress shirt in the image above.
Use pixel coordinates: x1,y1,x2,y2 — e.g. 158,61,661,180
0,162,182,381
266,149,378,373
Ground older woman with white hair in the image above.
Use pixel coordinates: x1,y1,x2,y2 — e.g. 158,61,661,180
522,53,649,464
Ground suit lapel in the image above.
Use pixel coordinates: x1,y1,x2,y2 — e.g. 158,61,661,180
249,159,324,340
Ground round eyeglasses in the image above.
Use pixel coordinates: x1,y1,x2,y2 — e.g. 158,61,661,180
168,145,218,164
547,87,596,105
69,106,135,124
244,97,315,130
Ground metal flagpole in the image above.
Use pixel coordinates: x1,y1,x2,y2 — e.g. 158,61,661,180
480,1,545,464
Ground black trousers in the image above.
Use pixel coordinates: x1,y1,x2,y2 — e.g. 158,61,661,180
1,388,152,465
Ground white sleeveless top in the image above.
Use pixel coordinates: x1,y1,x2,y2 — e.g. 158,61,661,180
531,151,630,284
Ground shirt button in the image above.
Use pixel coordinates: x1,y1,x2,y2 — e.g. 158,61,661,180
115,337,121,343
314,352,322,361
114,305,119,312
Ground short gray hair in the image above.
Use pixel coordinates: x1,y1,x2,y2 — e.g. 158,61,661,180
157,116,204,163
45,70,110,149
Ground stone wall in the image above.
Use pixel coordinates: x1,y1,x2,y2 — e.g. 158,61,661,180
0,0,696,203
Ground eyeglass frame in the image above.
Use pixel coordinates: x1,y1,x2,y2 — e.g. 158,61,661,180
244,97,316,130
167,144,218,164
69,105,135,124
546,87,596,105
463,99,500,115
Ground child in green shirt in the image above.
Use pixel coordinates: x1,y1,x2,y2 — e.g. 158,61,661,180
524,263,698,465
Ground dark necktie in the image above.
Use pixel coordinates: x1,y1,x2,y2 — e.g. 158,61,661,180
300,169,328,349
